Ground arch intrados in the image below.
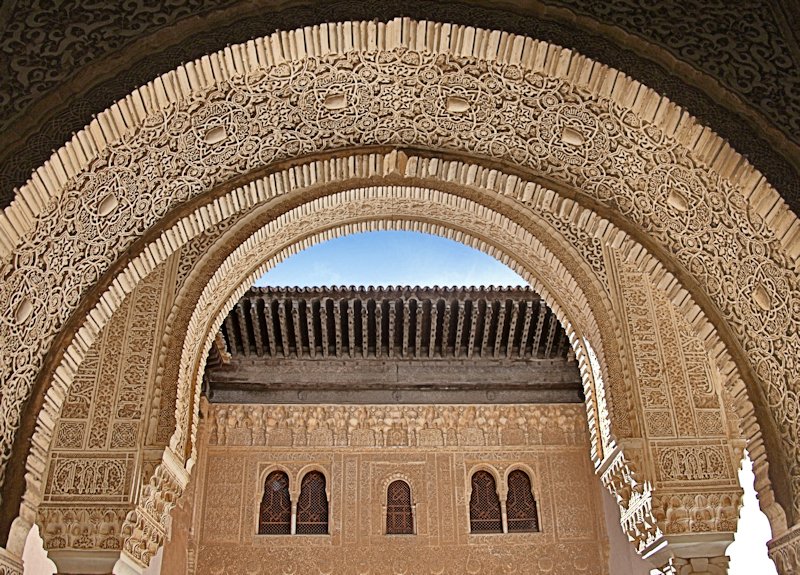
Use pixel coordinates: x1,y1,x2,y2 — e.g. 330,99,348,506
296,465,331,500
466,465,503,497
382,474,416,505
257,464,292,489
503,465,539,496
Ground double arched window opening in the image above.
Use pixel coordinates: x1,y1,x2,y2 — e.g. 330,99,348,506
259,466,537,536
469,469,539,534
258,469,329,535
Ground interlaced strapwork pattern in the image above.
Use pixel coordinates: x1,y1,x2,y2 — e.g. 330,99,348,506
258,471,291,535
296,471,328,534
386,480,414,535
507,470,539,532
469,471,502,533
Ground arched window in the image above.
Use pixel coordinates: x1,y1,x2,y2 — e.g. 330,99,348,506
469,470,502,533
258,470,291,534
506,469,539,532
386,480,414,534
296,471,329,534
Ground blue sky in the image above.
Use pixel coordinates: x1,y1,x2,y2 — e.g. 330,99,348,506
255,231,526,288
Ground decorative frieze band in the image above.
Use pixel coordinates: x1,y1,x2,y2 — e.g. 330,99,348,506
207,404,589,449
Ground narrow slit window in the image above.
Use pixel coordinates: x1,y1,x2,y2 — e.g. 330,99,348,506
296,471,329,534
506,470,539,532
469,470,502,533
386,480,414,534
258,470,291,534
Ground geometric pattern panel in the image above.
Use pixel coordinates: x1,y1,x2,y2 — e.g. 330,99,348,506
296,471,329,535
385,480,413,535
179,402,609,574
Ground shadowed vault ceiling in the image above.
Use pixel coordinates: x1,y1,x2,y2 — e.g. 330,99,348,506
1,0,799,214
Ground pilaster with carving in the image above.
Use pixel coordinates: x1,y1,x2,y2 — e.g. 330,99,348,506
600,447,662,554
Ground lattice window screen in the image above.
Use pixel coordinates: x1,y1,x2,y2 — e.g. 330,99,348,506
386,480,414,534
469,470,502,533
258,470,291,535
296,471,329,534
506,469,540,532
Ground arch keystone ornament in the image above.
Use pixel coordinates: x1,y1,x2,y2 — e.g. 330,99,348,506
0,16,795,574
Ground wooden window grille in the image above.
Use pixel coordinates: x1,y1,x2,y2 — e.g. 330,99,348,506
506,470,540,532
296,471,328,534
386,480,414,534
258,471,291,535
469,470,502,533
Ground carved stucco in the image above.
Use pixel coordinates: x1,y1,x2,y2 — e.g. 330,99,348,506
176,402,611,575
33,261,174,558
169,190,611,457
769,524,800,575
0,1,798,216
0,18,795,569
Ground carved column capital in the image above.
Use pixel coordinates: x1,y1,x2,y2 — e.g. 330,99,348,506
651,489,742,536
769,523,800,575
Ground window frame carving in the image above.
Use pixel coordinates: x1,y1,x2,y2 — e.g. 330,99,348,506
256,466,293,536
505,467,540,533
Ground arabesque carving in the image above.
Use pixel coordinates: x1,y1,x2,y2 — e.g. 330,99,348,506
769,524,800,575
0,18,793,570
0,21,793,526
38,507,129,551
600,448,661,554
209,404,588,449
0,555,21,575
172,402,608,575
121,460,186,568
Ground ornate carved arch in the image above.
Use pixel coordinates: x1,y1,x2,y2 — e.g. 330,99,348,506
0,16,797,573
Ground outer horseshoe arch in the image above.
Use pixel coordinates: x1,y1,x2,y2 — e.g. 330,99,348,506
0,15,797,564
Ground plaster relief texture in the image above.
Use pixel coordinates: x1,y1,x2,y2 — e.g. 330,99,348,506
176,403,608,575
3,20,797,525
37,264,171,554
